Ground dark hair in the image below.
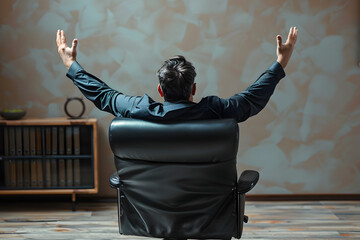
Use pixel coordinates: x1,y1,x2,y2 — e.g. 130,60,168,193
157,55,196,101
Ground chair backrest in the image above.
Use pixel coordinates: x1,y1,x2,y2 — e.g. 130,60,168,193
109,117,239,239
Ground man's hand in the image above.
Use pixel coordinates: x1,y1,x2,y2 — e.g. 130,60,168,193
56,30,78,69
276,26,298,69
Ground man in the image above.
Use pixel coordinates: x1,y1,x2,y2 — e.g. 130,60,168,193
56,27,298,122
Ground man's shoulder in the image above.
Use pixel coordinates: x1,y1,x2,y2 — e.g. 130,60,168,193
199,95,222,105
135,94,159,105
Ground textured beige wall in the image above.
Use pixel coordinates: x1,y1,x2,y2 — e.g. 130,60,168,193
0,0,359,196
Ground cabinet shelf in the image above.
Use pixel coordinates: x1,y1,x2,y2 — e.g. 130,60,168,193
0,118,98,210
0,155,93,159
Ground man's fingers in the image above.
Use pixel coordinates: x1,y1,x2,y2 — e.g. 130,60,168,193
289,26,298,44
72,39,78,50
286,27,293,44
61,30,67,45
293,27,298,44
276,35,282,48
56,29,60,46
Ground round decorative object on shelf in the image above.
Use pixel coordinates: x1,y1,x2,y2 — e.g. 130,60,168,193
64,97,86,119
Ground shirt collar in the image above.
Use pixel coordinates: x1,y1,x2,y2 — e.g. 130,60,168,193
163,100,195,111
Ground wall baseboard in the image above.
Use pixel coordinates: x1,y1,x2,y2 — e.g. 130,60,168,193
246,194,360,201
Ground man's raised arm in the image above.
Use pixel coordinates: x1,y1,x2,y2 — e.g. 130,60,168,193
56,30,137,117
220,27,299,122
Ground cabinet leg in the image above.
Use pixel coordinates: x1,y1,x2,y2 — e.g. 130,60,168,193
72,193,77,211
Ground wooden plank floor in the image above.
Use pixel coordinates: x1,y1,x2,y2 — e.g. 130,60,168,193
0,200,359,239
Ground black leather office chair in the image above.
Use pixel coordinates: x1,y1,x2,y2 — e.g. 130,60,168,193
109,117,259,239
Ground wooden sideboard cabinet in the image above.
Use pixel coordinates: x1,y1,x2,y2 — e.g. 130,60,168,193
0,118,98,210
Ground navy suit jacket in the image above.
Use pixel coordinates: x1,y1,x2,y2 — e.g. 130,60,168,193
66,61,285,122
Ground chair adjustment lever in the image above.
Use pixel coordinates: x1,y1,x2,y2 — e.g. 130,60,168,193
244,215,248,223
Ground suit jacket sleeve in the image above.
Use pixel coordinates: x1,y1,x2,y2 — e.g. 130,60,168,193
66,61,139,117
218,61,286,122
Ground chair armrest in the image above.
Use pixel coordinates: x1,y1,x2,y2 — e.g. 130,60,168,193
237,170,259,194
109,172,121,189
